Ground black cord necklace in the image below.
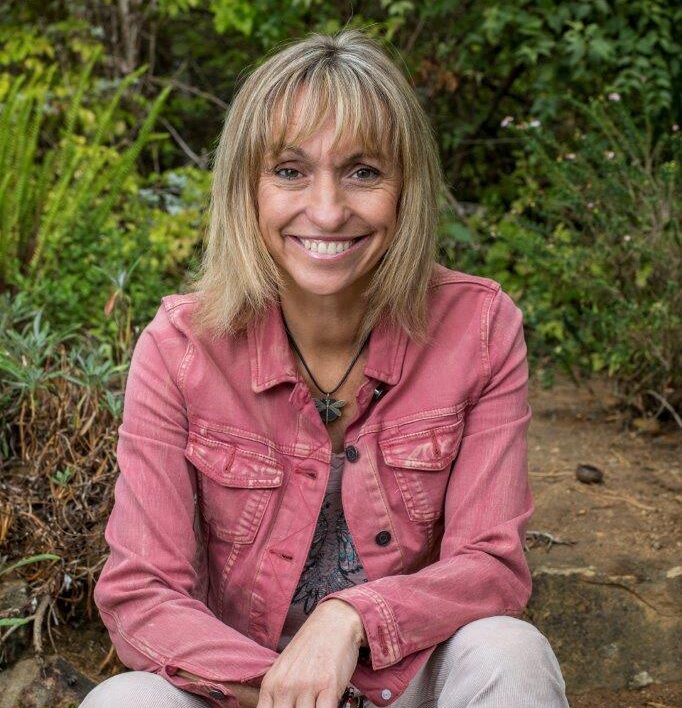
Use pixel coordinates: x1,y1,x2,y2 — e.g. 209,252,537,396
283,318,371,425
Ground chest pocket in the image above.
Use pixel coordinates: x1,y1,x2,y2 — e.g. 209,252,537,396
185,431,284,544
379,417,465,523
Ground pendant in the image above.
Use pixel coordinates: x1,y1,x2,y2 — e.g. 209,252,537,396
314,393,346,424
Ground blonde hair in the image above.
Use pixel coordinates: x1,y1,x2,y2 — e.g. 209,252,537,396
188,28,443,347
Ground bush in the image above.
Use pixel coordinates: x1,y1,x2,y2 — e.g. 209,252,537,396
444,94,681,416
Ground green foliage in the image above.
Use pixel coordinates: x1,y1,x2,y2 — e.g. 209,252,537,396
0,553,61,578
444,94,681,409
1,0,679,416
0,53,172,289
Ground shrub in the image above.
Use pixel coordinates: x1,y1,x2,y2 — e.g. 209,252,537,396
445,95,681,417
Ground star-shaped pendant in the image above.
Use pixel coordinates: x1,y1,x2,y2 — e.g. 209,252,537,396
314,394,346,424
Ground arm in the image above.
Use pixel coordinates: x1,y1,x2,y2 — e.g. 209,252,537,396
318,287,535,670
176,602,368,705
94,305,279,707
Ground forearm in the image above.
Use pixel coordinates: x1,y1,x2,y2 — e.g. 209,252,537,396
176,669,261,707
171,601,368,704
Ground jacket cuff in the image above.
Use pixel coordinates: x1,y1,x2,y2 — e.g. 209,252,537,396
318,586,402,670
159,665,238,707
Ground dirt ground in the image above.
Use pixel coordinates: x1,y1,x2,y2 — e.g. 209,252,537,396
524,373,681,706
20,373,682,707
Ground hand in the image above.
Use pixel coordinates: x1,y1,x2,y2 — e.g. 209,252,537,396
256,598,365,708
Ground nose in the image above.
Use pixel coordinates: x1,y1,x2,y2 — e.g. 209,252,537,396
305,171,349,233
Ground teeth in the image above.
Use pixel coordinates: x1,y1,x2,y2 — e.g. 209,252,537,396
298,238,358,254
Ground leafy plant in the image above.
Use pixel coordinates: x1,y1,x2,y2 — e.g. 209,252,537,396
0,52,172,291
446,93,681,415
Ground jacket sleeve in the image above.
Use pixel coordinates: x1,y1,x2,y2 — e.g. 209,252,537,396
94,305,279,708
318,286,535,672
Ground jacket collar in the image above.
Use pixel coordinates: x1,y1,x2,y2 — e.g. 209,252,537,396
246,299,409,393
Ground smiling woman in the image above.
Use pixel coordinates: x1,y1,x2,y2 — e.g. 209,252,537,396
257,113,402,306
80,28,569,708
188,28,441,351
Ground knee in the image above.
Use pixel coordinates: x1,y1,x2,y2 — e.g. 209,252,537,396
451,615,563,677
435,616,568,706
79,670,173,708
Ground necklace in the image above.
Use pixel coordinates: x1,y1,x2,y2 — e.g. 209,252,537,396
282,318,371,425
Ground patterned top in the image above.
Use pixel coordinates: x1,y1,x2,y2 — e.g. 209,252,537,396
277,451,369,651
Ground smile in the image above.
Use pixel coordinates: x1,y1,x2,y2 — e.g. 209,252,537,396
287,233,372,259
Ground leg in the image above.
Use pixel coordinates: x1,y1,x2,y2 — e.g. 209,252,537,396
79,670,211,708
365,615,568,708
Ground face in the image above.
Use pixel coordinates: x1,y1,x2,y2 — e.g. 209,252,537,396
256,107,402,301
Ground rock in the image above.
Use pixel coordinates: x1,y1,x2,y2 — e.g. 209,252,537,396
523,564,682,693
628,670,654,689
0,655,96,708
0,578,31,666
575,464,604,484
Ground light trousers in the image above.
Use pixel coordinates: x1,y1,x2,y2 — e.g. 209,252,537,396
80,615,570,707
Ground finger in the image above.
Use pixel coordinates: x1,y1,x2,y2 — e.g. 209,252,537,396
271,688,297,708
294,690,317,708
256,688,274,708
315,686,341,708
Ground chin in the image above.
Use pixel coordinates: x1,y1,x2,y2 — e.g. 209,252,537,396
283,271,356,298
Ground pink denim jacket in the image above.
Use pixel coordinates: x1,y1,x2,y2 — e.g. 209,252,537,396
94,263,535,707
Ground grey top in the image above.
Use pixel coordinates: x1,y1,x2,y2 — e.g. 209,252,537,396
276,451,369,652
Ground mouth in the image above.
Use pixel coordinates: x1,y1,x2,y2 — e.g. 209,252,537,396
286,233,372,259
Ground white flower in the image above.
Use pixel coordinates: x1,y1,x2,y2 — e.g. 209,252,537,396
500,116,514,128
608,92,621,102
624,234,631,242
564,153,576,161
587,202,595,209
528,119,541,128
605,150,615,160
673,124,680,132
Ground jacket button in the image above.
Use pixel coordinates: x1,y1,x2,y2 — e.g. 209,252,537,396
375,530,391,546
373,385,384,400
345,445,360,463
208,688,225,698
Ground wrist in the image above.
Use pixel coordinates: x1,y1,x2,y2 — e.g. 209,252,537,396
320,598,367,648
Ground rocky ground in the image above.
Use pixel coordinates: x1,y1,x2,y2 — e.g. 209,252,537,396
1,373,680,707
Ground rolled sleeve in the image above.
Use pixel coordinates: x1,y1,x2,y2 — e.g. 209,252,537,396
94,305,278,707
319,287,535,671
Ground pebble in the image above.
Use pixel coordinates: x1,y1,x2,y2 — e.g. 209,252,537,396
576,463,604,484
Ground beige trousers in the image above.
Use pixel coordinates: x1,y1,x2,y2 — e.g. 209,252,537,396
80,615,570,707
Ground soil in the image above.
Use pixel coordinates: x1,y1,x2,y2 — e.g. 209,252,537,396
523,373,681,706
13,373,682,707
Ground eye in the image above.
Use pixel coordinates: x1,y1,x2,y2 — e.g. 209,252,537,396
353,166,381,181
274,167,302,181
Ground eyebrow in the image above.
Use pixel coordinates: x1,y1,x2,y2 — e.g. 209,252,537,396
275,145,383,165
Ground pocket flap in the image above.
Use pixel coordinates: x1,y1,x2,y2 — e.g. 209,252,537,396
185,433,284,488
379,420,464,471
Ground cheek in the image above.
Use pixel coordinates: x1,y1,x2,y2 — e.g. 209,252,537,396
373,193,400,228
259,189,298,228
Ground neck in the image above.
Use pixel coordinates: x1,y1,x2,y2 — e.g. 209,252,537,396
279,284,367,360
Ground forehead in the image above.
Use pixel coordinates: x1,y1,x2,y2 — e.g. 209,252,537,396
273,131,385,162
263,81,397,163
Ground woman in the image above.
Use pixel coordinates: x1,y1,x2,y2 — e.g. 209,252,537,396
81,29,569,708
